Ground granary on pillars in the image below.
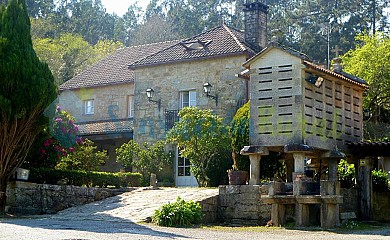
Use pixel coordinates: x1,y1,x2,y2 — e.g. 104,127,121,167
239,39,368,227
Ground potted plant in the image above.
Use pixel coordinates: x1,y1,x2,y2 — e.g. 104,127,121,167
228,101,250,185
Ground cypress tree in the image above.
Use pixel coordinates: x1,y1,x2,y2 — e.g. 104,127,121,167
0,0,56,215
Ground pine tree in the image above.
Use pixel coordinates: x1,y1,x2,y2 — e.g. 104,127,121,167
0,0,56,215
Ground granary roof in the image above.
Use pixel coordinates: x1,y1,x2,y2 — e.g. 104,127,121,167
243,43,368,88
303,61,368,88
77,119,133,136
128,24,255,69
59,40,176,91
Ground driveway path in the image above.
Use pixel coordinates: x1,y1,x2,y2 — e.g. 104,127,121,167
1,187,389,240
53,187,219,223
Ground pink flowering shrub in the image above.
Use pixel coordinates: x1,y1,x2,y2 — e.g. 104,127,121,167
24,106,82,168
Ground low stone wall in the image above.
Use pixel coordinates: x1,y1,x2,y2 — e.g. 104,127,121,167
6,181,132,215
373,191,390,222
340,188,359,217
199,195,219,223
218,184,271,225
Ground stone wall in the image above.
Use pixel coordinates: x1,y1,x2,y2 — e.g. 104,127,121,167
6,181,131,215
373,191,390,222
218,185,271,225
340,188,359,215
59,83,134,123
133,55,247,144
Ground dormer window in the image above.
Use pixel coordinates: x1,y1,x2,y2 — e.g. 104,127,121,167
180,39,212,51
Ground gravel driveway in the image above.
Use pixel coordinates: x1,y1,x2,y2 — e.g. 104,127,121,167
1,217,390,240
1,187,389,239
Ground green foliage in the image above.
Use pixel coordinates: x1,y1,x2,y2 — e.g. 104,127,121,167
56,138,108,171
342,33,390,123
0,0,56,214
29,167,142,188
166,107,231,187
230,101,250,171
33,34,123,84
337,159,356,188
152,197,203,227
372,169,390,192
116,140,173,185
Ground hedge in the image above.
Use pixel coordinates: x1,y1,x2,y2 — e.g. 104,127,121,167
28,168,142,188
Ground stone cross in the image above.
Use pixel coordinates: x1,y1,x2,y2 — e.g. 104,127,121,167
331,45,343,57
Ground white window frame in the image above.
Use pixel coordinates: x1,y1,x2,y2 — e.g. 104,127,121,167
128,95,134,118
180,90,197,109
84,99,94,115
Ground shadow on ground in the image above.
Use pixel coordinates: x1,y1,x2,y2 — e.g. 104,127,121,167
1,193,188,239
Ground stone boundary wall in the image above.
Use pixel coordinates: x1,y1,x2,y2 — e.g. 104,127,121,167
6,181,132,215
373,191,390,222
218,184,271,225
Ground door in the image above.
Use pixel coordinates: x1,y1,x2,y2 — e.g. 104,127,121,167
175,149,198,187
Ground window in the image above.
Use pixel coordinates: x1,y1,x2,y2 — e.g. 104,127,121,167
180,90,196,108
178,156,191,176
84,99,94,114
128,95,134,118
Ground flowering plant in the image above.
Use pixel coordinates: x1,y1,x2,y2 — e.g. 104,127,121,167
39,106,82,167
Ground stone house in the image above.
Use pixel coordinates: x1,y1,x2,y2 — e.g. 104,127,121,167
59,1,268,186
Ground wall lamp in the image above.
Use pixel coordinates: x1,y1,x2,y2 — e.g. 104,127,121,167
146,88,161,111
203,82,218,106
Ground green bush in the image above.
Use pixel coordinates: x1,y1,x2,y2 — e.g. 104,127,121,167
338,159,356,188
152,197,203,227
28,168,142,188
372,169,390,192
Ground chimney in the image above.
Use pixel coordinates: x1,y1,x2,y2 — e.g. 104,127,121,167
244,0,269,52
332,57,342,72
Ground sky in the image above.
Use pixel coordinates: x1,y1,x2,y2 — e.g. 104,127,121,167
101,0,150,17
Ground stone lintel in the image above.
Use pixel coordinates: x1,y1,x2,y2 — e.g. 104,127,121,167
284,143,314,153
320,149,346,159
240,145,269,156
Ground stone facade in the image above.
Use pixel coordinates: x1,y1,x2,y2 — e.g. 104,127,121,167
133,55,247,144
6,181,131,215
59,83,134,123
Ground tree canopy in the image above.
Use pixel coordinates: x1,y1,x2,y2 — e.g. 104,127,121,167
166,107,231,187
342,32,390,123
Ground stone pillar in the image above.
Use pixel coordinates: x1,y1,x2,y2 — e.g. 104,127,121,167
295,203,310,226
249,154,261,185
328,159,338,181
358,157,373,220
271,203,286,226
321,203,340,228
150,173,157,188
293,153,305,180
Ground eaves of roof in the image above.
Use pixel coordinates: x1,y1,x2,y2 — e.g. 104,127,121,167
304,61,368,88
77,119,133,136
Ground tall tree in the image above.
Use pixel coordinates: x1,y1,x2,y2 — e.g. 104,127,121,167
0,0,57,215
342,32,390,123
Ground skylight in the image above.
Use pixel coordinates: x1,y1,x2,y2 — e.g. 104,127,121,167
180,39,212,51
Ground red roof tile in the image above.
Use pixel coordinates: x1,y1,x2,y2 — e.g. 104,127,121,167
128,24,255,69
77,119,133,136
60,41,176,90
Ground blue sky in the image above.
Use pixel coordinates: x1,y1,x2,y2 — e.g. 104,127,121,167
101,0,150,16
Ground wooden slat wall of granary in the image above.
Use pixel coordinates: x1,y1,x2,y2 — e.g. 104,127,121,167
249,64,303,146
303,75,364,150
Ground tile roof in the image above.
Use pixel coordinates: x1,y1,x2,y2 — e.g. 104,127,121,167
77,119,133,136
244,42,367,88
303,61,368,88
128,24,255,69
59,41,176,90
